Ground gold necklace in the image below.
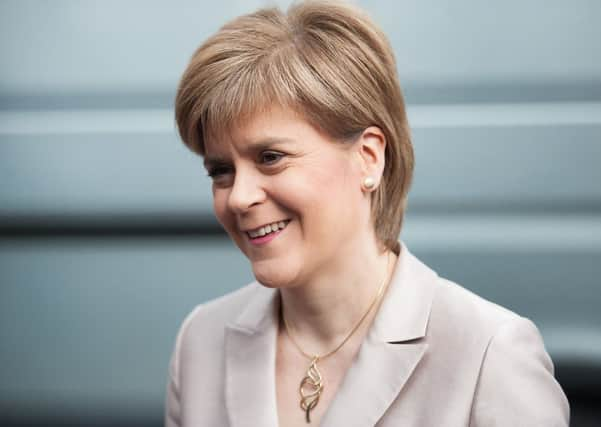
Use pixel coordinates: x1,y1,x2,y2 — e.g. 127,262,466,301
281,252,392,423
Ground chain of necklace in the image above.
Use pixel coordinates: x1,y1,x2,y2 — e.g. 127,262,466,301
281,252,392,423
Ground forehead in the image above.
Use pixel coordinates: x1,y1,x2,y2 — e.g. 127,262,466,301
203,106,333,158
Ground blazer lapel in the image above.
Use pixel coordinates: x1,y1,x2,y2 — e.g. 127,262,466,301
321,242,438,427
225,284,280,427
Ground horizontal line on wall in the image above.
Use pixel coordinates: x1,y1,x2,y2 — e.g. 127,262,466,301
404,81,601,105
406,201,601,215
3,213,601,252
544,327,601,364
3,200,601,228
402,214,601,252
1,102,601,135
0,109,176,135
408,102,601,128
0,212,224,237
1,82,600,111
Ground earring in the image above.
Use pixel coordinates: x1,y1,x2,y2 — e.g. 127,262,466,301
363,176,375,190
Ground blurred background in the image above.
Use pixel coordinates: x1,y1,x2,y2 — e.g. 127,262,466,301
1,0,600,425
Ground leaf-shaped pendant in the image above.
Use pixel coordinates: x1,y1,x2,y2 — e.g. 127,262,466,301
299,356,323,423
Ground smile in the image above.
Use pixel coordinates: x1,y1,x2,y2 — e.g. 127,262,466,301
245,220,291,247
246,220,290,238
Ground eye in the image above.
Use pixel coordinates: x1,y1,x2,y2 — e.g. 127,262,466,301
259,151,284,165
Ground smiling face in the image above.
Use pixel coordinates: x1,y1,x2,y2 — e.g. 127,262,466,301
204,107,373,289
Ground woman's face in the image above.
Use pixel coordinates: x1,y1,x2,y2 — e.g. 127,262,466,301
204,106,369,288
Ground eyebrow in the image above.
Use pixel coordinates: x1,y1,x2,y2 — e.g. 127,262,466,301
203,137,296,168
244,137,296,151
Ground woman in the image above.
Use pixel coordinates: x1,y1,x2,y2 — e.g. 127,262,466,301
165,1,569,426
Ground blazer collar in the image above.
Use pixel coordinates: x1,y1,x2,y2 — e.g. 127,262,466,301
224,241,438,427
371,241,438,343
229,281,280,334
320,242,438,426
229,241,438,342
224,285,280,427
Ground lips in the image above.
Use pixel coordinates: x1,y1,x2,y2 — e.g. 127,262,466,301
246,220,291,238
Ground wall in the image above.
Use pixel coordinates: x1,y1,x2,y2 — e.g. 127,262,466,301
1,1,600,425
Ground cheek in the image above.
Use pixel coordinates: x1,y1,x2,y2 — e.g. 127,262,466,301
212,189,231,224
306,158,358,202
286,158,359,219
302,151,355,185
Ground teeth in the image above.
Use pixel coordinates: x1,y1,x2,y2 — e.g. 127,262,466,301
248,220,289,238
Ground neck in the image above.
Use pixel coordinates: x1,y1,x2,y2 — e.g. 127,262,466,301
279,234,395,355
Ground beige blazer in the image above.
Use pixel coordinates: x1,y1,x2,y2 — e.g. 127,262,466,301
164,243,569,426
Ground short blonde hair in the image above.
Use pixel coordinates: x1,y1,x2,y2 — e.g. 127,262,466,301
175,0,414,250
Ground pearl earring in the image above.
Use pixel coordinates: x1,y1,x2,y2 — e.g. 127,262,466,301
363,176,375,190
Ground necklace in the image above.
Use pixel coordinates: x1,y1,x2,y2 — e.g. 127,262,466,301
281,252,392,423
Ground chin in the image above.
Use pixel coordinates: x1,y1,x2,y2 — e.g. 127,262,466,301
251,260,299,289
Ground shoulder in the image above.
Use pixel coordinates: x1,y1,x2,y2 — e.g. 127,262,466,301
424,275,533,375
168,281,264,378
175,281,263,345
426,275,549,375
430,277,521,337
426,277,569,425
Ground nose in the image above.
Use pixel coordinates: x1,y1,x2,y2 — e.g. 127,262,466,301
226,166,266,214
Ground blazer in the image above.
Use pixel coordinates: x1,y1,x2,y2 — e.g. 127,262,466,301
164,242,569,426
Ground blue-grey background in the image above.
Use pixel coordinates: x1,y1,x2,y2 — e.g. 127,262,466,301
1,0,600,425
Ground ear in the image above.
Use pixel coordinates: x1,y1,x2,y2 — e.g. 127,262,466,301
355,126,386,189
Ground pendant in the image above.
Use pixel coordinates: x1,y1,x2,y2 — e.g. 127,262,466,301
299,356,323,423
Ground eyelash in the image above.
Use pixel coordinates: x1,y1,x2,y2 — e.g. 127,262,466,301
206,151,285,179
259,151,284,165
